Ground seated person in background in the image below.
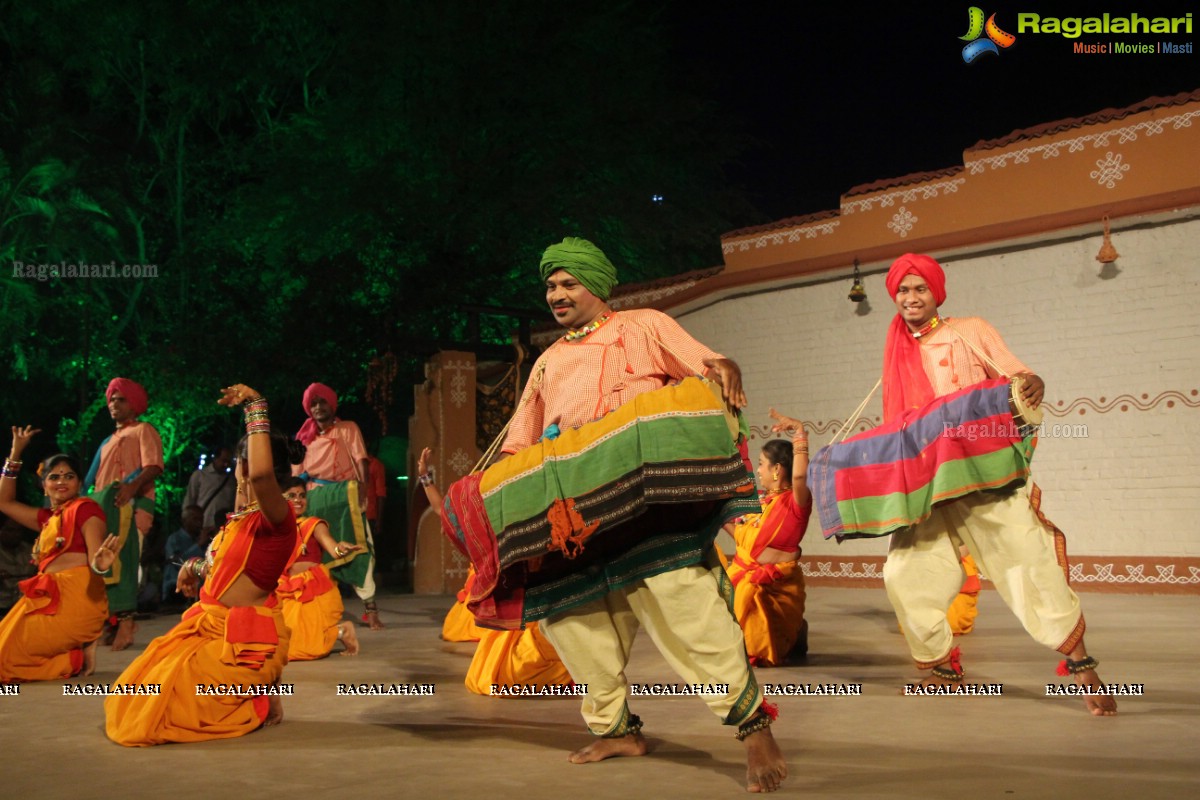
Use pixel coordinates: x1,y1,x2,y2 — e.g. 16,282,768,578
162,505,206,604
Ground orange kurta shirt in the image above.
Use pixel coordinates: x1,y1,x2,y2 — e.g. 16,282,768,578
502,308,722,453
93,421,164,502
295,420,368,483
918,317,1030,398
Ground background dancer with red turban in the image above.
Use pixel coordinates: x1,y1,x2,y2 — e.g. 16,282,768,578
294,383,383,629
880,253,1115,716
84,377,163,651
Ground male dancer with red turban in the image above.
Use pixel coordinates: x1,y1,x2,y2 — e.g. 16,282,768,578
294,383,382,629
498,237,788,792
85,377,163,651
881,253,1115,715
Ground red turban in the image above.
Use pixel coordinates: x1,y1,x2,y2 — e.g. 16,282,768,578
882,254,947,422
106,378,148,417
885,253,946,305
297,383,339,445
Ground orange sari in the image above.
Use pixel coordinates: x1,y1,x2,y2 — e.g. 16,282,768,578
0,498,107,682
726,492,810,667
276,517,345,660
464,622,572,696
441,568,485,642
104,507,298,745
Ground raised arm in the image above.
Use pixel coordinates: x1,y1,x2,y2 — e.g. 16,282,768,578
415,447,445,516
769,409,811,508
0,426,43,531
219,385,291,526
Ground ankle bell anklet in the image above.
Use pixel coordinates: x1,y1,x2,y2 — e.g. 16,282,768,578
930,664,964,682
1057,656,1099,676
735,710,774,741
927,645,964,681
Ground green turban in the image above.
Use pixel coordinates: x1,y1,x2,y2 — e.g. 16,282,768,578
539,237,618,300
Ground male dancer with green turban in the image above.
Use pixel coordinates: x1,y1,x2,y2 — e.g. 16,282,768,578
499,237,788,793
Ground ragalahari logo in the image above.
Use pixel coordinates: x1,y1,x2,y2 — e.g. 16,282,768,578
960,7,1017,62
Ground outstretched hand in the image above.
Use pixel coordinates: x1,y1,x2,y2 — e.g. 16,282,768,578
703,358,748,410
10,425,41,456
417,447,433,476
91,534,121,572
218,384,263,407
768,408,805,434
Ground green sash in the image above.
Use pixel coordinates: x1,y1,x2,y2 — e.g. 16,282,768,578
93,482,152,614
305,480,373,588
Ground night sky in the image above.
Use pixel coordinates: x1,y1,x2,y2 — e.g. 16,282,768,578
671,2,1198,224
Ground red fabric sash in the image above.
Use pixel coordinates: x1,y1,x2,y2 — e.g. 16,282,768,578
882,314,936,423
18,573,61,615
440,474,524,629
731,557,783,586
222,605,280,670
277,564,334,603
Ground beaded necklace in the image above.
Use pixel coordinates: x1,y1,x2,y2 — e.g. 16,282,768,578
564,313,611,342
911,315,943,339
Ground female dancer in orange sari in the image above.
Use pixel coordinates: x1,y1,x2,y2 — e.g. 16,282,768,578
418,448,572,695
725,411,812,666
277,477,361,659
105,385,303,745
0,427,120,682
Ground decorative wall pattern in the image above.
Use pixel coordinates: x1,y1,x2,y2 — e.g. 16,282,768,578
721,219,840,254
750,389,1199,440
748,418,879,441
1045,389,1200,416
887,206,918,238
965,107,1200,173
1089,151,1130,189
841,177,965,215
800,556,1200,593
1069,561,1200,587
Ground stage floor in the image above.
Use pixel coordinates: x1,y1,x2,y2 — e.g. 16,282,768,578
5,589,1196,799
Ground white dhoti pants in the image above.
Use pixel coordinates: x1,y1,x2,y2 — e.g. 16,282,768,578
540,563,762,735
884,485,1084,667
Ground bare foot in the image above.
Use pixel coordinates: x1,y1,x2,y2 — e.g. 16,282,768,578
567,733,648,764
338,621,360,655
744,727,787,793
81,640,98,677
111,618,136,652
264,695,284,726
364,608,385,631
1074,666,1118,716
